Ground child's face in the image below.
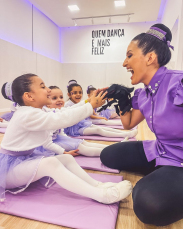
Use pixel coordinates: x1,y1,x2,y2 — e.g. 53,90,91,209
48,88,65,109
69,86,83,103
26,76,51,108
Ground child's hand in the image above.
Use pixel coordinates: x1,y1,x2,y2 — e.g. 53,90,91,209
64,149,80,157
0,118,3,122
102,117,108,121
89,91,107,109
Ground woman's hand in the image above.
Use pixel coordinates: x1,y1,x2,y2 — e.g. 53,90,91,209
64,149,80,157
0,118,3,122
89,91,107,109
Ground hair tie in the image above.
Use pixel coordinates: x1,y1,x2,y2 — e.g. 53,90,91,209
167,40,174,50
146,26,174,50
5,82,13,101
87,85,95,93
67,80,77,88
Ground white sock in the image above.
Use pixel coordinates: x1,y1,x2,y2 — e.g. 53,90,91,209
78,143,102,156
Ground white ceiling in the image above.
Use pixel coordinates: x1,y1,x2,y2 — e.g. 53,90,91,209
28,0,164,27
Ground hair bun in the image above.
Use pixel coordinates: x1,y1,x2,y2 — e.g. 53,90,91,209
67,80,77,87
1,82,14,101
151,23,172,42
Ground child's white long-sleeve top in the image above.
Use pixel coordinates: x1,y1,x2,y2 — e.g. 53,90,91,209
1,101,93,154
64,99,76,108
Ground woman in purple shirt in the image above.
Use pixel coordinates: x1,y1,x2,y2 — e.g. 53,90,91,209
100,23,183,226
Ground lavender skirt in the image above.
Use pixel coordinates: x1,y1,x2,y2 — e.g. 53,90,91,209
64,119,92,137
53,135,83,151
99,109,114,119
0,147,55,202
1,111,15,121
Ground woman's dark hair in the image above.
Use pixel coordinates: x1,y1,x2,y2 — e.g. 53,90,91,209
87,85,96,94
132,23,172,67
11,73,37,106
49,86,60,90
67,80,82,94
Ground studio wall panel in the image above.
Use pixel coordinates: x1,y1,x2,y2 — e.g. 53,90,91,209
0,0,32,50
36,54,62,88
0,39,37,111
33,6,60,62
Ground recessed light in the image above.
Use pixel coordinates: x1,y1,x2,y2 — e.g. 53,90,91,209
68,5,80,11
114,1,126,7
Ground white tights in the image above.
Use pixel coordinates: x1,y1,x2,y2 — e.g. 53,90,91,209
32,155,104,202
78,141,107,157
92,119,122,126
83,125,137,138
0,120,8,128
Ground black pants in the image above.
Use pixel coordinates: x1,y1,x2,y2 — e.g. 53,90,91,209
100,141,183,226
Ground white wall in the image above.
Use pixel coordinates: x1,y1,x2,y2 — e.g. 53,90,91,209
0,0,62,111
33,6,60,62
0,0,32,50
60,22,154,64
0,39,62,112
161,0,182,30
0,0,60,62
161,0,183,70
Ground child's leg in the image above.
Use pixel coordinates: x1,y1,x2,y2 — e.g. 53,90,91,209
32,155,103,201
0,120,8,128
82,140,107,149
100,126,127,133
83,126,137,138
7,155,132,204
99,119,122,126
78,143,102,156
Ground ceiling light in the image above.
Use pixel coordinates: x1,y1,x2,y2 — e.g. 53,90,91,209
114,1,126,7
68,5,80,11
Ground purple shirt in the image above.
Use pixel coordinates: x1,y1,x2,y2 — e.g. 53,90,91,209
132,66,183,167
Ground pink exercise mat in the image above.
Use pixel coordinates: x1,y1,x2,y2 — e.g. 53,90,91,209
0,127,6,133
75,155,120,173
0,173,123,229
71,135,137,142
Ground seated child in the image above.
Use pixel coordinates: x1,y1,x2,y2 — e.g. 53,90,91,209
43,85,108,157
64,80,137,139
87,85,122,125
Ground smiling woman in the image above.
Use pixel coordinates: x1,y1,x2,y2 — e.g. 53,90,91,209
100,23,183,227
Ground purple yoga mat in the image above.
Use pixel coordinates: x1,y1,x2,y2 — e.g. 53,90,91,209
0,128,6,133
0,173,123,229
71,135,136,142
75,156,120,173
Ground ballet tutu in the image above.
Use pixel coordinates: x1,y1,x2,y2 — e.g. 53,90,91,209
1,111,15,121
86,118,103,124
53,134,83,151
0,147,55,202
64,119,92,136
99,109,114,119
